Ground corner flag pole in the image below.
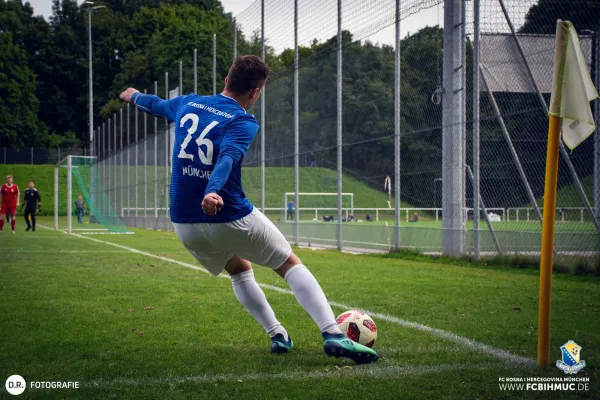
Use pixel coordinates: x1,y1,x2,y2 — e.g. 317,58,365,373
537,114,560,367
537,18,600,366
537,21,566,368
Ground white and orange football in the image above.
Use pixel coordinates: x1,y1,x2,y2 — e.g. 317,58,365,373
336,310,377,348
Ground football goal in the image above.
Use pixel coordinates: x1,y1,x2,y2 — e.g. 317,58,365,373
54,155,131,234
281,192,354,221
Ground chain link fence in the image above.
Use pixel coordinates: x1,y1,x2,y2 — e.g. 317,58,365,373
3,0,599,259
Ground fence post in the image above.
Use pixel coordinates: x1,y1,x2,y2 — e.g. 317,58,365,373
144,89,148,219
165,72,169,218
472,0,481,259
194,49,198,93
135,98,139,218
113,113,117,210
179,60,183,94
127,104,130,216
154,81,158,218
260,0,265,213
594,30,600,227
108,116,111,215
293,0,299,246
394,0,401,251
213,34,217,95
120,108,123,218
233,18,237,60
336,0,343,250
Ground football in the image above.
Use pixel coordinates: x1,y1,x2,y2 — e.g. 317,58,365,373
336,310,377,348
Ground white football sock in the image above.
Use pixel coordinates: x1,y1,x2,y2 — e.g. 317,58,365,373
284,264,342,335
231,269,288,340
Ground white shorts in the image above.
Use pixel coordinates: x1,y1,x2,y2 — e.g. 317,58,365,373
173,207,292,276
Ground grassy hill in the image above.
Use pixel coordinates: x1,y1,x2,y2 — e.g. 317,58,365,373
553,175,593,207
0,165,408,215
532,175,593,208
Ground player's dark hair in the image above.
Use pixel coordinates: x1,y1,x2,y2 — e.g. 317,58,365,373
225,55,270,94
29,180,34,183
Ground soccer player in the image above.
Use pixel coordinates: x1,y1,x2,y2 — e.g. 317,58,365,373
23,180,41,232
119,55,377,364
1,175,20,233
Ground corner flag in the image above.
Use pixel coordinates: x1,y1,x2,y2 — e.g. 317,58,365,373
548,21,599,150
537,21,599,368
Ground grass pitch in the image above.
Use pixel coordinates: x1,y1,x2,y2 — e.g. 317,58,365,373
1,217,599,399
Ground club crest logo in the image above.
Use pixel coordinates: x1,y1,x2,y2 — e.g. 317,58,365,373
556,340,586,374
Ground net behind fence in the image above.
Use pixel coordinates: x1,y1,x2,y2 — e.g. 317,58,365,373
55,156,130,234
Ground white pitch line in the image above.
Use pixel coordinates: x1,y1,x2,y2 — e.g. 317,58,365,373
12,250,129,253
37,225,536,367
85,362,498,389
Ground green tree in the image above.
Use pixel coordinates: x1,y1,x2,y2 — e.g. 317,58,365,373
520,0,600,34
0,32,45,148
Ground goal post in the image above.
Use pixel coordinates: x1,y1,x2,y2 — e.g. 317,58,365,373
282,192,354,221
54,155,131,234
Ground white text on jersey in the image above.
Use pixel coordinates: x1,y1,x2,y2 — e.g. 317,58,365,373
186,102,234,119
182,166,212,179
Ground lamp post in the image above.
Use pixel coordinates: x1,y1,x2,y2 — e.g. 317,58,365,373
85,1,105,157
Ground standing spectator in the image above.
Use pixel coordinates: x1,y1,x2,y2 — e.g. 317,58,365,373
309,152,317,168
75,195,85,224
23,181,41,232
287,200,295,221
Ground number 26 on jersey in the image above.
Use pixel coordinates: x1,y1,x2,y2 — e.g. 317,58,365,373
177,113,218,165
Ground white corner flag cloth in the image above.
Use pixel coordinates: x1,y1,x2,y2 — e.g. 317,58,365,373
549,21,599,150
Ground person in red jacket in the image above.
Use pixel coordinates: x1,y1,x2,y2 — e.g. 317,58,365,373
0,175,20,233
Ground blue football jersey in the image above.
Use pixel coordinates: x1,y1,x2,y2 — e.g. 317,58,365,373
132,92,259,223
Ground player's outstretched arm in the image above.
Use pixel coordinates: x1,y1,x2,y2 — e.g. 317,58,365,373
119,88,183,123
